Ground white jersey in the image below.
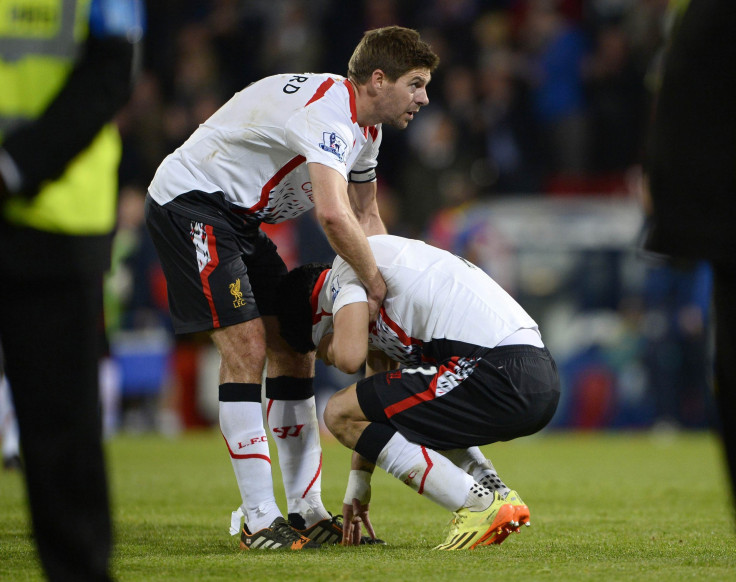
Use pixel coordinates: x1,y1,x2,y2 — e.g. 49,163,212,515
148,73,381,224
313,235,541,365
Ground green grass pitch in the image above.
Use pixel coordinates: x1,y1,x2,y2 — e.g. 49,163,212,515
1,429,734,581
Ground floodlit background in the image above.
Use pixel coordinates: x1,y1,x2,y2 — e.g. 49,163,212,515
93,0,713,438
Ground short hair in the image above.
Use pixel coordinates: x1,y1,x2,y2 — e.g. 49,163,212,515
274,263,332,354
348,26,440,84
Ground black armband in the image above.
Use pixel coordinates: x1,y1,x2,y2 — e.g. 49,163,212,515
349,167,377,183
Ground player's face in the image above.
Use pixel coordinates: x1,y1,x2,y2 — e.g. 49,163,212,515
379,68,431,129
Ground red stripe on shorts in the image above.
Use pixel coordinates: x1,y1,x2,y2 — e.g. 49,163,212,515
200,224,220,328
383,359,459,419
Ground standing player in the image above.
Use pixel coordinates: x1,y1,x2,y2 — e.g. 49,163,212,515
275,235,560,550
145,27,439,549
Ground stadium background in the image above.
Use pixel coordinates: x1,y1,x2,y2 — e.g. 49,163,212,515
103,0,713,436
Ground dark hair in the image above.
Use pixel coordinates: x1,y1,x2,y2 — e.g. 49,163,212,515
274,263,332,354
348,26,440,84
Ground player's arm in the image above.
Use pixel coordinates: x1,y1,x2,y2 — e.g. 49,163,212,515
309,162,386,320
342,450,378,546
316,302,369,374
366,349,399,376
348,180,387,236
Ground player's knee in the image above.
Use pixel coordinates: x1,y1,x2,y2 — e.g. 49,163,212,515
212,320,267,381
323,393,351,443
322,396,341,436
267,343,313,377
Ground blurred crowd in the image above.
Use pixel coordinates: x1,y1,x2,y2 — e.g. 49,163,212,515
105,0,712,434
113,0,670,322
120,0,667,225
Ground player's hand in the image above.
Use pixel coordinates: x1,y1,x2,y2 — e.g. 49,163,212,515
366,275,387,323
341,499,377,545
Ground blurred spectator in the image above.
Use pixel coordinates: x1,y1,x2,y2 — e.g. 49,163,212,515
116,1,666,238
641,260,713,430
260,1,325,74
519,0,590,179
583,20,647,174
478,49,543,193
117,72,169,187
207,0,269,95
399,109,476,236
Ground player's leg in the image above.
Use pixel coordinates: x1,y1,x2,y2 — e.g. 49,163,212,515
145,198,318,549
325,384,484,510
439,447,529,534
324,384,515,549
211,319,286,534
214,321,319,548
242,231,339,540
440,447,510,497
262,316,333,530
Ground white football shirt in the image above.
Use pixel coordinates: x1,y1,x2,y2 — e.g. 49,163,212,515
148,73,381,224
312,235,541,365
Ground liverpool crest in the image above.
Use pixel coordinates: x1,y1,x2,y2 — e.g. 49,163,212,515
230,279,246,308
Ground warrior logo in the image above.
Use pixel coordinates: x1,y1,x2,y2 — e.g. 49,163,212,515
272,425,305,439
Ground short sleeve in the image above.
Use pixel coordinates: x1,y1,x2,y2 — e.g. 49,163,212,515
351,125,381,177
330,258,368,314
285,100,354,181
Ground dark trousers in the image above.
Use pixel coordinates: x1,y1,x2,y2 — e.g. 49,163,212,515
0,273,112,581
714,264,736,513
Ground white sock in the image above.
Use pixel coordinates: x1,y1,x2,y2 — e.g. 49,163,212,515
266,395,329,527
375,432,476,512
219,399,281,532
441,447,510,498
464,481,495,512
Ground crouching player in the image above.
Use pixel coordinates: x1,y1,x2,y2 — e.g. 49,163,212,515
275,235,560,550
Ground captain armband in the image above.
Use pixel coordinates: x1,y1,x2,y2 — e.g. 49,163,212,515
348,168,377,183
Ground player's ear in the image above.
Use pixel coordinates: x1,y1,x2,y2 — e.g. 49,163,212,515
371,69,386,90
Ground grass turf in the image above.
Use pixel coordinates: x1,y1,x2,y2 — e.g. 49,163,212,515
1,430,734,581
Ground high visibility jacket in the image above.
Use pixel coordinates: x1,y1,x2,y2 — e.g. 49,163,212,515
0,0,121,234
